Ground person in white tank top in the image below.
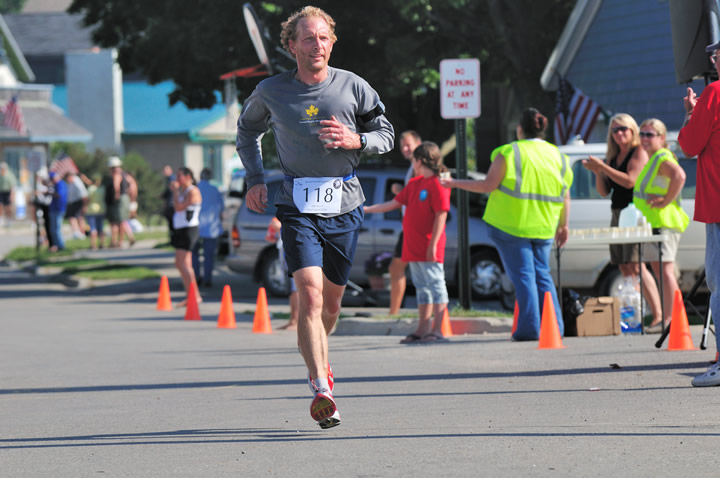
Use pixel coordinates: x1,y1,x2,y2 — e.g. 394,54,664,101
172,167,202,306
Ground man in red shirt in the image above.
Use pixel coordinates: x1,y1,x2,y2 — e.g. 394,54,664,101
677,40,720,387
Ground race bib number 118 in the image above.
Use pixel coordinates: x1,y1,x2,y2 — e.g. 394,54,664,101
292,176,343,214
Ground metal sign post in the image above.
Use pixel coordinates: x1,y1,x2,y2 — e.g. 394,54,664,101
440,59,481,310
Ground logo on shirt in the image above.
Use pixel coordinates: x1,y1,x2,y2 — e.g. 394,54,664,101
419,189,428,201
304,105,319,118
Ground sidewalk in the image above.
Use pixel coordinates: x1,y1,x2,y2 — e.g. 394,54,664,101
13,234,514,337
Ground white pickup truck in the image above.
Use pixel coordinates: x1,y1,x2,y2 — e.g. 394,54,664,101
556,138,705,297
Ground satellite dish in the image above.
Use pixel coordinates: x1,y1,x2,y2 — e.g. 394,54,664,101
243,3,274,75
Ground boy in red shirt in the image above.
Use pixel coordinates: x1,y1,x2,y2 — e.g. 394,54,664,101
364,142,451,343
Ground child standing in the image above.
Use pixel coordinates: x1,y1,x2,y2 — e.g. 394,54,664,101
364,142,451,343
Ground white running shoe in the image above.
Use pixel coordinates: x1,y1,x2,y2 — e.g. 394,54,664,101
307,363,334,394
691,362,720,387
310,391,340,428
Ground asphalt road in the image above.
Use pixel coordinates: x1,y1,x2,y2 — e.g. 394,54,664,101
2,229,719,477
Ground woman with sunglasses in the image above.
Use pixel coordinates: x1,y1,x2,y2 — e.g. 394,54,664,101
634,119,689,333
582,113,662,327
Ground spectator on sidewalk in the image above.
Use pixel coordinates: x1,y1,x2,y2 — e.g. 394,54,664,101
48,171,68,252
105,156,138,248
387,130,422,315
85,174,107,250
192,168,224,287
172,167,202,306
365,142,451,344
64,171,88,239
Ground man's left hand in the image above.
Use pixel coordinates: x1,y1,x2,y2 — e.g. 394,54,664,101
319,115,361,150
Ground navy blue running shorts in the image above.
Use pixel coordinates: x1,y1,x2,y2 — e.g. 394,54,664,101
276,205,364,286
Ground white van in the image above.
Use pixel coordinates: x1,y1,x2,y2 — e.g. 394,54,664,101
556,138,705,297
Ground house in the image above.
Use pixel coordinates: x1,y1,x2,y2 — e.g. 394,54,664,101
0,14,91,190
541,0,707,140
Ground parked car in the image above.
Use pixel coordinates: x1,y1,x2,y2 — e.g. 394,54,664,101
226,167,510,305
218,169,245,255
557,137,705,298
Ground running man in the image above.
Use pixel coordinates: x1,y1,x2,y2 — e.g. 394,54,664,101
236,6,395,428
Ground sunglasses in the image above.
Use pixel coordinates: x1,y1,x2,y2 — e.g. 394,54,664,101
639,131,659,138
611,126,629,134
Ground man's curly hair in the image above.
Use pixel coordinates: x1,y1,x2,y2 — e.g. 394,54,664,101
280,6,337,54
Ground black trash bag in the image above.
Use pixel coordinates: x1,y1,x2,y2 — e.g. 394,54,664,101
562,289,586,337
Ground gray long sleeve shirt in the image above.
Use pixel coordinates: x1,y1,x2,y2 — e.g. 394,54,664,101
236,67,395,216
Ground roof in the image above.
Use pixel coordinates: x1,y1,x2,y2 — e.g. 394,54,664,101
21,0,73,13
0,15,35,82
0,86,91,142
3,12,94,56
53,81,229,136
540,0,706,132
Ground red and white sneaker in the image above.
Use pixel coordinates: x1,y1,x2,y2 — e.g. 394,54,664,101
310,391,341,429
307,363,334,394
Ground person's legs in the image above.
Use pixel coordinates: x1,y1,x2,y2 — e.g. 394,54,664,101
407,262,433,338
649,261,679,326
51,211,65,251
531,237,563,336
489,226,538,340
389,258,408,315
692,223,720,386
175,249,201,304
87,215,98,249
191,240,202,283
203,237,218,285
294,266,330,383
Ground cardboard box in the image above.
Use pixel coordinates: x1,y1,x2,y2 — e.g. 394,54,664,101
576,297,621,336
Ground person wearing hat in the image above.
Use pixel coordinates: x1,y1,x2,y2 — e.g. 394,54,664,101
104,156,137,248
678,39,720,387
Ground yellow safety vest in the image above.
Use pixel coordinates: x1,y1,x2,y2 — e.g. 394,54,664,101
633,148,689,232
483,139,573,239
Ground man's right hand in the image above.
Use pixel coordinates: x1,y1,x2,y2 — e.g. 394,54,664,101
246,184,268,213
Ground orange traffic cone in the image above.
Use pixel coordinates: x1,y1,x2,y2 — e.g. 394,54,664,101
440,307,453,337
538,291,564,349
156,275,172,311
667,289,696,351
511,300,519,335
217,285,236,329
184,282,201,321
252,287,273,334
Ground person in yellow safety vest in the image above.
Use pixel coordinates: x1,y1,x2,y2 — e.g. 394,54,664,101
634,118,689,333
441,107,572,341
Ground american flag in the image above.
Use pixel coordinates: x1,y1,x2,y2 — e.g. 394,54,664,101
1,96,27,136
49,154,79,178
554,77,601,145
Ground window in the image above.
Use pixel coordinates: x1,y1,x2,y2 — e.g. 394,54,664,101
678,159,697,200
202,144,224,183
382,178,402,221
570,160,604,200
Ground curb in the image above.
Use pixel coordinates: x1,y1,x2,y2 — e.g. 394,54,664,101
334,316,513,336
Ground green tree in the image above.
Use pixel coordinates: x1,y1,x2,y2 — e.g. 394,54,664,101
0,0,26,13
68,1,574,162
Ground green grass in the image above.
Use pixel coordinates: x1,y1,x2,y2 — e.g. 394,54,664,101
363,307,513,320
4,228,170,262
69,264,159,280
